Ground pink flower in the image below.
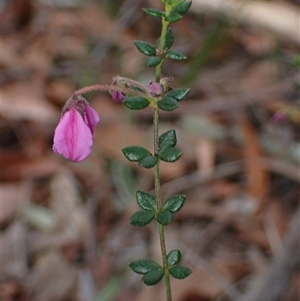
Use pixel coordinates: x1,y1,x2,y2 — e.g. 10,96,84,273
111,90,125,103
85,105,100,133
272,111,286,123
53,97,100,161
149,82,164,97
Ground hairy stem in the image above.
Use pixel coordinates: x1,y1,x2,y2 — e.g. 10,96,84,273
156,18,169,82
154,108,172,301
114,76,149,93
73,84,147,99
153,9,172,301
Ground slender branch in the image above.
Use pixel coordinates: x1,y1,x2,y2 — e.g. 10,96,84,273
114,76,149,93
153,7,173,300
73,84,148,99
153,109,162,211
156,18,169,82
154,108,172,301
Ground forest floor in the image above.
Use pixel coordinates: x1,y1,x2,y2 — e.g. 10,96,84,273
1,0,299,301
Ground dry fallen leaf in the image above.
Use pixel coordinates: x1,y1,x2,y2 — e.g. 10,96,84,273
1,82,58,123
240,115,269,211
0,182,26,226
192,0,300,44
0,221,28,279
25,250,77,301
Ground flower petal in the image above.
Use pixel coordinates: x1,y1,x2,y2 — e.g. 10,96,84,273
85,105,100,133
53,108,93,161
149,82,164,97
111,90,125,103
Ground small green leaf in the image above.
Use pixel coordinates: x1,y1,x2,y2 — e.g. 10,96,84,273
136,191,157,211
167,250,182,266
165,88,190,101
160,147,182,162
138,155,158,169
156,28,174,51
134,40,156,56
142,268,164,286
163,195,186,213
156,210,173,225
159,129,177,153
165,28,174,50
129,259,161,275
169,266,192,279
143,7,165,18
130,210,155,227
122,146,151,162
146,56,162,67
165,12,182,23
157,97,178,111
166,49,187,61
123,96,149,110
173,1,192,15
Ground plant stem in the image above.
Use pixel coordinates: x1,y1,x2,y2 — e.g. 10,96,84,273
73,84,147,99
153,108,172,301
156,18,169,82
153,5,174,299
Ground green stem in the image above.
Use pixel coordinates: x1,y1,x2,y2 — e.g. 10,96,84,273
153,10,173,300
153,109,172,301
156,18,169,82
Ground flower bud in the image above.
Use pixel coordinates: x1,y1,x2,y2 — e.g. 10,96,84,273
111,90,125,103
149,82,164,97
110,77,126,102
272,111,286,123
159,77,173,93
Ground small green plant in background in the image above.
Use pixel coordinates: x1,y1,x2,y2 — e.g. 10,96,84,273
52,1,192,300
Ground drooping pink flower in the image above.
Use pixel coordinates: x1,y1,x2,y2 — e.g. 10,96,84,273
53,97,100,162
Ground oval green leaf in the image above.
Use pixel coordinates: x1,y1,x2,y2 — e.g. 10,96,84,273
142,268,164,286
173,1,192,16
166,49,187,61
134,40,156,56
160,147,182,162
157,97,178,111
156,28,173,50
129,259,161,275
143,8,165,18
165,88,190,101
164,28,174,50
169,266,192,279
165,12,182,23
130,210,155,227
146,56,162,67
156,210,173,226
163,194,186,213
138,155,158,169
167,250,182,266
123,96,149,110
122,146,151,162
136,191,157,211
159,129,177,153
